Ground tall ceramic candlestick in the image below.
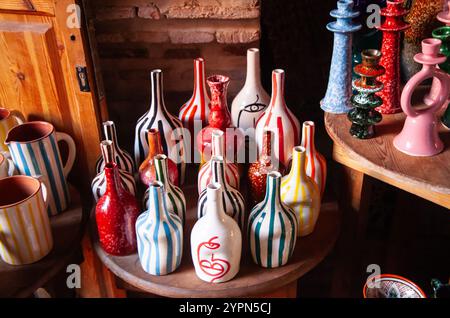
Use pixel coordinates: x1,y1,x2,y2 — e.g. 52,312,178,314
321,0,361,114
376,0,410,114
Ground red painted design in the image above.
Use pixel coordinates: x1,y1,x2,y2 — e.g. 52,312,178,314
376,0,410,114
197,236,230,283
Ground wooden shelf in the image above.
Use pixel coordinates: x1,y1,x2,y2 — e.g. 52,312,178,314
0,187,85,297
91,183,340,298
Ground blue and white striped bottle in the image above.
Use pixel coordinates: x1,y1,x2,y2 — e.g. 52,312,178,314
136,181,183,276
143,154,186,225
197,156,245,229
248,171,298,268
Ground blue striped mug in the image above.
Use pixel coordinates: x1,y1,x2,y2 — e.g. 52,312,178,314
5,121,76,216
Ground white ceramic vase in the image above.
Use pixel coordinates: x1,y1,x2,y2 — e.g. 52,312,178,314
191,183,242,283
231,48,270,131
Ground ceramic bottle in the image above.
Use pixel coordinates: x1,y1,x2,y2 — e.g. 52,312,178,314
281,146,321,237
321,0,361,113
196,75,244,164
179,58,211,159
95,121,135,174
191,183,242,283
143,154,186,225
300,121,327,198
247,129,284,206
376,0,410,114
248,171,298,268
231,48,270,130
394,38,450,156
134,69,186,184
197,156,245,229
92,141,136,202
139,128,179,187
348,49,385,139
197,129,240,194
136,181,183,276
95,162,140,256
255,69,300,167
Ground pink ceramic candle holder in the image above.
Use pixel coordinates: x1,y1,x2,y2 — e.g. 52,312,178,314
394,39,450,156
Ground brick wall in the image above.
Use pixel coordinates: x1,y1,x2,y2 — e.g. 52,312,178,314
91,0,261,152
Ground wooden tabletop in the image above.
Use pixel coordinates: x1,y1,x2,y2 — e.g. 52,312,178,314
0,188,84,297
325,111,450,209
92,184,340,298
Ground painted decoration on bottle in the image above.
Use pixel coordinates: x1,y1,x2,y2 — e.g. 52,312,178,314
255,69,300,167
281,146,321,237
134,69,186,184
231,48,270,130
136,181,183,275
300,121,327,197
92,141,136,202
191,183,242,283
198,156,245,229
197,129,240,194
143,154,186,225
95,121,135,174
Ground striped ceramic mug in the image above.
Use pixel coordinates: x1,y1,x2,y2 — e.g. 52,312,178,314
0,108,24,153
0,175,53,265
5,121,76,216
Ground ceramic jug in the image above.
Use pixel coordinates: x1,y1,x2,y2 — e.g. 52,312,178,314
281,146,321,236
191,183,242,283
394,39,450,156
248,171,298,268
231,48,270,131
0,152,16,179
0,175,53,265
6,121,76,216
198,156,245,229
95,121,135,174
301,121,327,197
134,69,186,184
0,107,24,153
96,162,139,256
136,181,183,276
143,154,186,225
91,141,136,202
255,69,300,167
197,129,240,194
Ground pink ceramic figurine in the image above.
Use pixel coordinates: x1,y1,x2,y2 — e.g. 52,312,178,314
394,39,450,156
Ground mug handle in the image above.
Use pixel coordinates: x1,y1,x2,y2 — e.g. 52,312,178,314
10,110,25,125
56,132,76,177
35,175,49,209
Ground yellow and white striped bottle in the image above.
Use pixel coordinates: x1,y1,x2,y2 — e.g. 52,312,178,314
281,146,321,236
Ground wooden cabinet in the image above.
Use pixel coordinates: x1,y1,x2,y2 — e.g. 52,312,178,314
0,0,106,190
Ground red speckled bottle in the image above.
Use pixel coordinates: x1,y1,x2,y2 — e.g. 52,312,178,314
96,162,140,255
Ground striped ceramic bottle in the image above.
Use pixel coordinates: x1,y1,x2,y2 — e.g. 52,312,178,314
198,156,245,229
248,171,298,268
191,183,242,283
255,69,300,167
198,129,240,194
301,121,327,197
136,181,183,276
143,154,186,225
95,121,135,174
179,58,211,158
281,146,321,237
134,70,186,184
91,141,136,202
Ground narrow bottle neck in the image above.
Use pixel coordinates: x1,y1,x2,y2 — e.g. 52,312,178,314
154,157,170,188
269,71,287,110
260,130,272,163
149,71,166,112
101,141,115,165
205,185,226,221
103,122,119,148
288,148,308,181
264,174,282,206
105,165,121,195
210,159,227,187
211,131,225,157
244,49,262,88
147,184,168,222
301,123,316,153
193,59,209,99
147,131,163,158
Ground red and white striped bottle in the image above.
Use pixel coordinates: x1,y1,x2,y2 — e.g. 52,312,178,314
255,69,300,167
300,121,327,197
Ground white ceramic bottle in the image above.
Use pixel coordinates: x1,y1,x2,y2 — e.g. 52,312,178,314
191,183,242,283
231,48,270,131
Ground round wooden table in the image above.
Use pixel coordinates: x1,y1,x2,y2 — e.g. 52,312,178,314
92,185,340,298
0,188,85,297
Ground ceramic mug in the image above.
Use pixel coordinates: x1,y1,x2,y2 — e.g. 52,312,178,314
0,107,24,153
0,152,16,178
5,121,76,216
0,175,53,265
